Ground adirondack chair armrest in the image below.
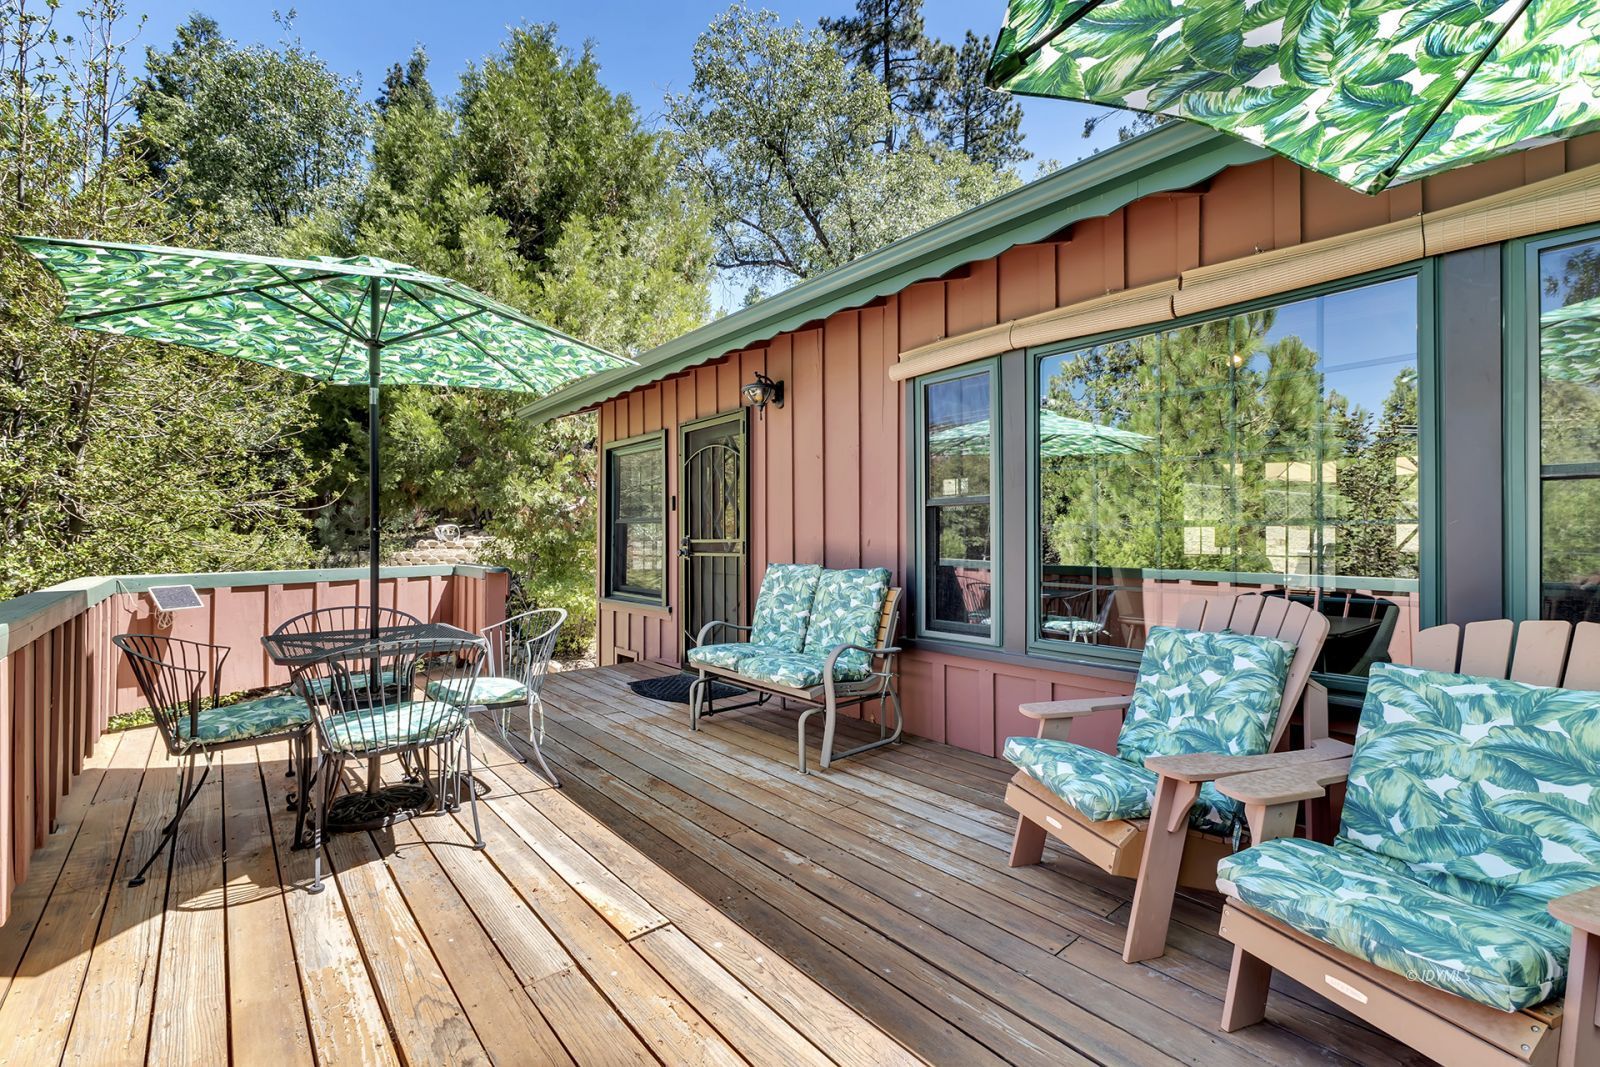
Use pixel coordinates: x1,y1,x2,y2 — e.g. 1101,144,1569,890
694,620,751,647
1216,757,1353,807
1550,886,1600,935
1017,695,1132,721
1142,738,1354,784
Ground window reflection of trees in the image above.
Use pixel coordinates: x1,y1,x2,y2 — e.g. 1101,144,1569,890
1037,278,1420,654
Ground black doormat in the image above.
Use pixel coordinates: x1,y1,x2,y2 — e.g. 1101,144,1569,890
628,672,745,705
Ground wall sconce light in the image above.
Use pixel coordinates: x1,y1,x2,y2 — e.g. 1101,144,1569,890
740,370,784,415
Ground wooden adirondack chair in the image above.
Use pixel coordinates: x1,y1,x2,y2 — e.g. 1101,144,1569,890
1006,592,1344,963
1213,619,1600,1067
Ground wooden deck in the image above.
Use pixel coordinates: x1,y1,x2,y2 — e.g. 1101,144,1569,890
0,663,1426,1066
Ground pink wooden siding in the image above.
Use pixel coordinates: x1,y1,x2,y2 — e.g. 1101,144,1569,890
592,136,1600,761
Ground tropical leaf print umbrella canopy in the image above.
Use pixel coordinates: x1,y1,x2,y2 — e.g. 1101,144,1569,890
12,237,627,392
988,0,1600,194
13,236,631,631
931,410,1149,458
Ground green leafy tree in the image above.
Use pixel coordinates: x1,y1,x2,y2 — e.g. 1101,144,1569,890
292,26,713,655
0,0,320,599
937,31,1027,169
669,5,1018,292
134,13,370,251
822,1,1026,168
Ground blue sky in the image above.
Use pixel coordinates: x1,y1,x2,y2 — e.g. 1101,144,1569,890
127,1,1123,171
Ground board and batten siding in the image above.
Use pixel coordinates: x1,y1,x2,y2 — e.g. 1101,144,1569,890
593,136,1600,759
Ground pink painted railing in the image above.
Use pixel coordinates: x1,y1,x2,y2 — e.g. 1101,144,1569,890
0,564,508,927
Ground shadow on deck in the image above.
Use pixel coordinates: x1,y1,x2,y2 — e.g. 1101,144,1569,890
0,663,1427,1065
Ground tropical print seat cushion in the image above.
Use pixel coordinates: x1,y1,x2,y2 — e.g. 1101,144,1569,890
424,675,528,706
733,650,832,690
174,691,310,746
1117,627,1294,765
1003,736,1239,835
1220,661,1600,1011
1042,616,1103,639
322,701,466,752
1217,838,1571,1012
686,641,773,671
802,567,891,678
300,670,398,699
749,564,823,652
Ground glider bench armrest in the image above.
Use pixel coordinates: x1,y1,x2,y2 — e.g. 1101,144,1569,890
1142,738,1354,784
1017,694,1132,743
1550,886,1600,937
694,620,751,646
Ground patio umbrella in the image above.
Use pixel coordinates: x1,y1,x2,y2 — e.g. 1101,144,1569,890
13,236,631,635
930,410,1149,458
1540,297,1600,383
987,1,1600,194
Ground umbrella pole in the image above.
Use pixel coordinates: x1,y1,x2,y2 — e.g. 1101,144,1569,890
367,279,381,642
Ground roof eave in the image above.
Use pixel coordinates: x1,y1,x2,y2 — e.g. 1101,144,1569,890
520,123,1267,423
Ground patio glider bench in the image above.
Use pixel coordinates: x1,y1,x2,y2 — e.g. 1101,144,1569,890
1003,593,1348,963
1214,619,1600,1067
687,564,902,773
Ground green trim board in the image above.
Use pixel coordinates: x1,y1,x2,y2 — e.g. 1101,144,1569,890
0,563,509,661
1501,222,1600,621
519,123,1267,424
911,358,1004,647
601,429,670,607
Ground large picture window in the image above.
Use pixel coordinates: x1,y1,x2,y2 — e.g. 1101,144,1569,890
1533,235,1600,624
604,433,666,603
920,367,996,639
1034,275,1423,675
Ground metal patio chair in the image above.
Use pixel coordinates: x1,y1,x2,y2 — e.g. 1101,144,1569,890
112,633,313,887
294,633,488,892
425,607,565,787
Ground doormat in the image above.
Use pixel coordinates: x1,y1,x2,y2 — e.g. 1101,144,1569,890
628,673,745,705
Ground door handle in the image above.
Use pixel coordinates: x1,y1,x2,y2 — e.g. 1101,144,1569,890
679,536,692,554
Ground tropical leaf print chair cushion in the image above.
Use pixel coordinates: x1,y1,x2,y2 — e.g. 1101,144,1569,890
686,642,762,671
801,567,891,679
1003,736,1239,835
1217,662,1600,1011
425,675,529,707
174,690,311,746
732,650,833,690
323,701,467,753
1005,627,1293,834
1117,627,1294,764
748,563,823,652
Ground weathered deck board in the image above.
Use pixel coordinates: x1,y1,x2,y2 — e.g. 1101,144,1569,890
0,664,1431,1066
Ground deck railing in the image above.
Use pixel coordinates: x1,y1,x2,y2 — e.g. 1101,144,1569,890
0,563,509,925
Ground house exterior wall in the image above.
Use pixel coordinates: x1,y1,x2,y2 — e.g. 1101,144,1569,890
593,135,1600,758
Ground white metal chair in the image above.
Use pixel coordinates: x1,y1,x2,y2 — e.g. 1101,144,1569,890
426,607,565,786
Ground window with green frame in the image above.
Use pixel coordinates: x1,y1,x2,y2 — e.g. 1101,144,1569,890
1032,275,1424,676
603,433,666,603
918,365,997,640
1526,233,1600,625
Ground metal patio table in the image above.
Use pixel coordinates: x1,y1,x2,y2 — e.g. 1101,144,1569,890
262,621,487,831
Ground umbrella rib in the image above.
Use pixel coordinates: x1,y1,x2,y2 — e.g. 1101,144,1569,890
268,266,368,338
394,280,549,393
1384,0,1535,184
69,271,348,324
255,290,369,342
383,308,488,346
986,0,1107,87
324,284,377,381
407,278,631,361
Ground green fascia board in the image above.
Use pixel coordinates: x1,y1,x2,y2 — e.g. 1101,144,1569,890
0,563,510,660
520,124,1268,424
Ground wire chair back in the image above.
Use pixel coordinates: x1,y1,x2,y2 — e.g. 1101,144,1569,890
484,608,566,697
112,633,227,754
292,635,485,759
270,604,422,638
